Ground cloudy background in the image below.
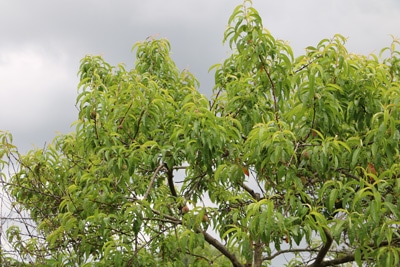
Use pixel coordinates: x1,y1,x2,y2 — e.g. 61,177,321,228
1,0,400,152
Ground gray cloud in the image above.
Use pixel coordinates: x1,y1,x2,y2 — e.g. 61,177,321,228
0,0,399,152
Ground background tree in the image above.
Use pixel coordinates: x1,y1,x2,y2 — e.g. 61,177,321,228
1,0,400,266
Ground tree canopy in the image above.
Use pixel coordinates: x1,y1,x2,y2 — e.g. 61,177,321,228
1,1,400,266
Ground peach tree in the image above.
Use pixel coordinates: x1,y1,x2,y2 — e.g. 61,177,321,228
1,1,400,266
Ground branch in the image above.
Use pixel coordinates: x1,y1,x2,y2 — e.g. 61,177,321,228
118,102,133,128
253,240,263,267
319,255,354,267
133,108,146,140
151,208,182,224
258,54,280,126
143,164,165,200
310,228,333,267
152,205,243,266
209,86,224,112
166,164,178,198
184,249,213,265
151,207,244,267
318,238,400,266
335,168,361,181
302,99,317,142
173,165,189,170
287,141,300,167
201,230,244,267
263,248,320,261
240,183,260,200
293,55,322,73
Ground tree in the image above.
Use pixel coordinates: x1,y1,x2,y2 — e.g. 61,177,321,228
1,1,400,266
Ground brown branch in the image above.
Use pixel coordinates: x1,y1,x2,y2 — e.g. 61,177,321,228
310,228,333,267
263,248,320,261
133,108,146,140
335,168,361,181
261,235,400,266
318,254,354,267
151,208,182,224
166,164,178,198
201,230,244,267
253,240,263,267
317,238,400,266
293,55,322,73
210,86,224,112
151,207,243,267
302,98,317,142
118,102,133,127
287,142,300,167
258,54,280,126
240,183,260,200
173,165,189,170
184,250,213,265
130,224,174,258
143,164,165,200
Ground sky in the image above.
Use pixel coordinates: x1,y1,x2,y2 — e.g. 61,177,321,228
1,0,400,152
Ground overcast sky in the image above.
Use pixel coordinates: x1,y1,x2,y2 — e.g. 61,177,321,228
1,0,400,152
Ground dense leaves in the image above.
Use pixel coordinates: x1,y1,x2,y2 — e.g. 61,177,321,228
1,1,400,266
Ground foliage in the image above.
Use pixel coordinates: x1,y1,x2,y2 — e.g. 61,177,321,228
1,1,400,266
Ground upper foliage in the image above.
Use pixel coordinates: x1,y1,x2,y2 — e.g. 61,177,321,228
1,1,400,266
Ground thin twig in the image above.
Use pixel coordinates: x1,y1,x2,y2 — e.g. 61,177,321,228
118,102,133,127
263,248,320,261
258,54,280,127
287,142,300,167
143,164,165,200
133,108,146,140
210,86,224,112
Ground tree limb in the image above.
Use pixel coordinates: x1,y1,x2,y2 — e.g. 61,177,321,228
152,207,244,267
166,164,178,198
316,237,400,266
240,182,260,200
253,240,263,267
309,228,333,267
201,230,244,267
318,254,354,267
